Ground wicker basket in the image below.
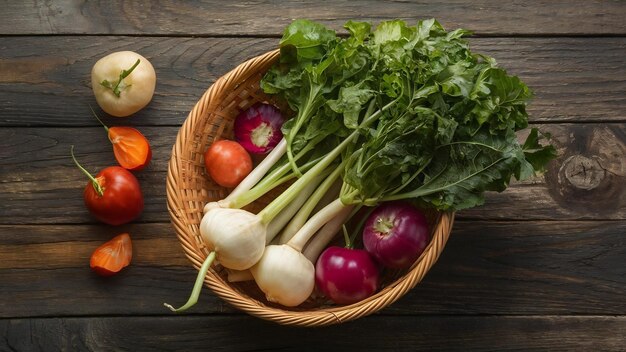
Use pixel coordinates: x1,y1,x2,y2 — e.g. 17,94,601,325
166,49,455,327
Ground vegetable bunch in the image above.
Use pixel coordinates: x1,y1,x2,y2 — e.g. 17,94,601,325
166,19,556,311
263,18,555,210
72,51,158,277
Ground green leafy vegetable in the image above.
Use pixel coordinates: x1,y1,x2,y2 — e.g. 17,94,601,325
261,18,556,212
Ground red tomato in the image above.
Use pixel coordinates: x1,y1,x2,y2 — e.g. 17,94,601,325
90,107,152,171
90,233,133,276
108,126,152,171
204,140,252,188
83,166,144,225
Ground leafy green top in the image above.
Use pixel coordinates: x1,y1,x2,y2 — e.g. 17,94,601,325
261,19,556,211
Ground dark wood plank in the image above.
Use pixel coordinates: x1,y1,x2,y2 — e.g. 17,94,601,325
0,126,175,224
0,36,267,127
396,220,626,316
1,315,624,351
1,123,624,224
2,3,622,349
0,223,233,318
2,0,625,36
1,220,623,317
0,37,625,127
461,123,626,220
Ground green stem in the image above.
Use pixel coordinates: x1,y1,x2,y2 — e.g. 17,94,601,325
387,160,431,197
100,59,140,97
229,153,324,210
288,198,346,252
257,98,400,224
364,98,377,122
266,174,325,244
286,85,322,177
436,140,502,153
302,204,354,263
225,138,286,202
257,133,356,224
277,161,343,244
89,105,109,134
379,157,507,202
253,157,294,189
347,204,368,247
163,251,216,313
228,138,317,208
70,145,104,197
229,171,294,210
342,224,352,249
361,97,400,129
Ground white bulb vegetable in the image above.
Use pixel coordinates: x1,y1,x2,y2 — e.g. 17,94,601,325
199,208,266,270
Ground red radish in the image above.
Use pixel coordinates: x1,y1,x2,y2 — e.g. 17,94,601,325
362,201,430,269
315,246,379,305
234,103,284,154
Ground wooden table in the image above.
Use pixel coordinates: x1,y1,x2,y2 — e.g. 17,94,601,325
1,1,624,350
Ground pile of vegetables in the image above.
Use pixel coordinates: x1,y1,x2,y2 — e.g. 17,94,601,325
165,19,556,311
73,51,157,276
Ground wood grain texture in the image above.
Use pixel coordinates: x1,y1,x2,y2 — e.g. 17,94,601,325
461,123,626,220
1,220,623,317
2,0,626,36
0,126,175,224
1,123,623,224
1,315,624,351
1,1,624,347
0,37,625,127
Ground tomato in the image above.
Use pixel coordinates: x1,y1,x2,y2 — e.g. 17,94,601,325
90,233,133,276
91,51,156,117
72,146,144,225
204,140,253,188
89,107,152,171
83,166,144,225
108,126,152,171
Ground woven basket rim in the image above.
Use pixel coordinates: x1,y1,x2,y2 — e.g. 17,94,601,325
166,49,455,327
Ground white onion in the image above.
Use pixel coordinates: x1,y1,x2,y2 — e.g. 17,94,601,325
199,208,266,270
250,245,315,307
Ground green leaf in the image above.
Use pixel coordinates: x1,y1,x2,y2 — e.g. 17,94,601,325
260,19,554,213
342,107,438,202
327,82,375,129
99,59,140,98
435,113,458,144
381,73,404,98
403,128,525,210
519,128,558,178
446,28,473,40
372,20,413,45
100,80,113,89
344,21,371,43
469,67,533,132
279,19,337,62
416,18,446,40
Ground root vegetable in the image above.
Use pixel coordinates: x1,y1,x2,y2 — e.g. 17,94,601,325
91,51,156,117
362,201,430,269
234,103,284,154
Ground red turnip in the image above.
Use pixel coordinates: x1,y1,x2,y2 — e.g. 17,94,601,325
234,103,284,154
315,246,379,305
362,201,430,269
